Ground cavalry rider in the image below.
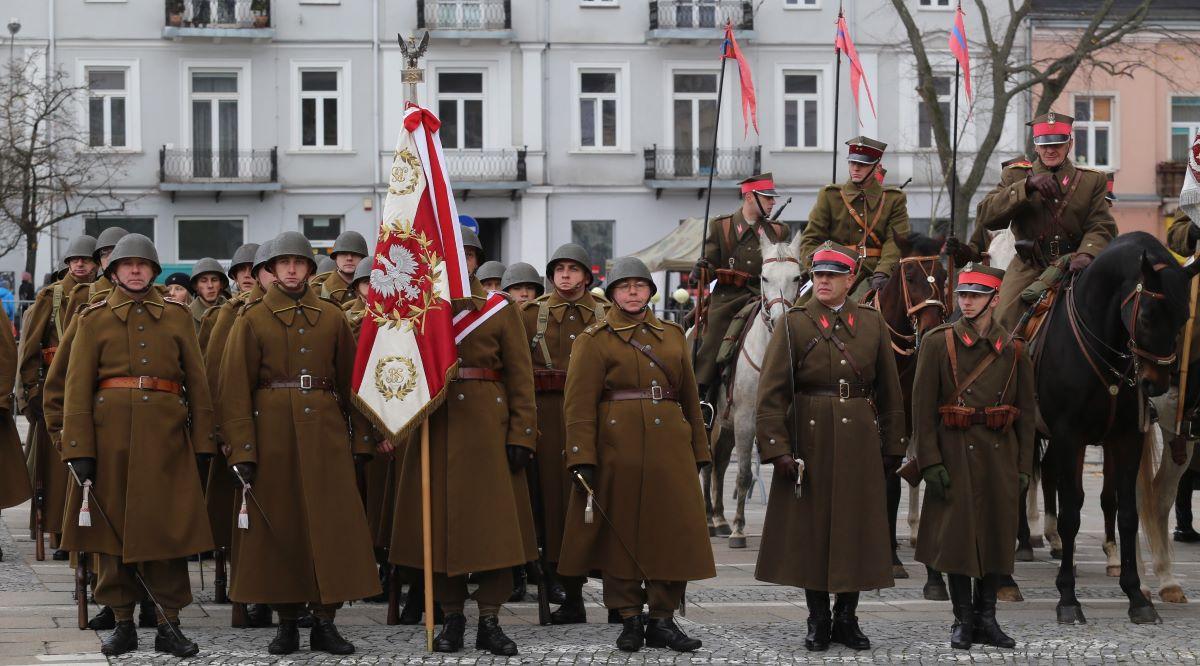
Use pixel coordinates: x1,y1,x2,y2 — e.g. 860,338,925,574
691,173,789,403
800,137,910,300
945,156,1032,267
912,263,1035,650
975,112,1117,331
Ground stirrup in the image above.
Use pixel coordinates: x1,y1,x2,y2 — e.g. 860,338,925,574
700,401,715,430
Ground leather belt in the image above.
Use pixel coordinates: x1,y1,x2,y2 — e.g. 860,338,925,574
860,247,883,258
98,376,183,395
533,369,567,392
41,347,58,365
457,367,503,382
601,386,678,402
259,375,334,391
797,380,873,399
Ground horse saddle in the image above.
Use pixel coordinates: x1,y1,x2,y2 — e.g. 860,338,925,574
716,297,763,372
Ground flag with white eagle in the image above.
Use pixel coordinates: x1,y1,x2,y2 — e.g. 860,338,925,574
1182,129,1200,226
352,104,471,440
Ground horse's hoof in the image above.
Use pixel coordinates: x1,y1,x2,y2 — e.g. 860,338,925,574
716,524,732,537
1029,535,1045,548
997,585,1024,603
1106,565,1121,578
922,582,949,601
1056,605,1087,624
1129,605,1161,625
1159,585,1189,604
1050,548,1063,560
1015,547,1034,562
892,564,909,579
729,536,747,549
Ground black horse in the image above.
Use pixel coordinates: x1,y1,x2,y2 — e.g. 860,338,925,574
1037,232,1199,624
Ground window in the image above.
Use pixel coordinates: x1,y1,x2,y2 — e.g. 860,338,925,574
578,70,618,149
784,0,818,7
1171,97,1200,162
782,72,820,149
302,215,343,252
85,216,155,240
87,68,128,148
437,71,484,150
919,0,951,7
580,0,618,4
190,71,240,178
299,70,342,148
918,75,952,148
571,220,614,283
178,218,245,261
672,71,720,177
1073,96,1113,168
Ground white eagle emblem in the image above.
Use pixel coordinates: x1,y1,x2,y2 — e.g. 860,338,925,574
371,245,421,301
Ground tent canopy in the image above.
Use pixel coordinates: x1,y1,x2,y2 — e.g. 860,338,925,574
617,217,704,273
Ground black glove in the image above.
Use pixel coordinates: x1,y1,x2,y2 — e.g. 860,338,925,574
231,462,257,486
691,258,711,282
869,272,889,293
881,455,903,478
69,458,96,485
943,236,979,265
1068,252,1093,273
506,445,532,473
1024,172,1060,201
571,464,596,491
1188,223,1200,248
771,454,800,483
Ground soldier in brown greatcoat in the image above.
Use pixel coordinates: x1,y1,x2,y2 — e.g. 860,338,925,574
501,262,544,303
388,270,537,657
188,258,228,334
19,234,96,561
62,226,128,329
219,232,379,656
754,243,906,652
518,243,605,622
559,257,714,653
312,230,368,304
197,243,259,350
0,303,31,522
912,263,1034,650
59,234,214,658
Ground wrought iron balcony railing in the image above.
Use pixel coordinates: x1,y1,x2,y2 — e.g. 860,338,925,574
443,149,527,183
649,0,754,31
166,0,271,30
643,145,760,181
159,147,278,184
417,0,511,31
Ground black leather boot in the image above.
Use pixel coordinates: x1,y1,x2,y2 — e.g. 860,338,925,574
296,609,314,628
804,589,831,652
433,613,466,653
310,618,355,655
52,549,70,561
87,606,115,630
615,614,644,652
644,616,701,652
100,620,137,656
509,565,528,602
973,575,1016,648
550,594,588,624
246,603,273,627
831,592,870,650
475,615,518,656
607,608,622,624
267,620,299,655
947,574,974,650
138,599,157,628
154,621,199,658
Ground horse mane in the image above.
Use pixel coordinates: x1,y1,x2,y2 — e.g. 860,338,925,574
1085,232,1190,313
906,231,942,257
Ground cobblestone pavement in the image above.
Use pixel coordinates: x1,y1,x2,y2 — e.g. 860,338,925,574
2,432,1199,664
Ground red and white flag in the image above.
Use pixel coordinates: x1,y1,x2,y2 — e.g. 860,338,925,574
1181,130,1200,226
352,104,471,440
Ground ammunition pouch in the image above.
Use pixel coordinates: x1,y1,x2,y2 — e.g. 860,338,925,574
938,404,1020,432
715,268,751,288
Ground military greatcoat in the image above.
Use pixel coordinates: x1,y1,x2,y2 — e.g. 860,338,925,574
800,178,911,283
0,304,30,510
754,299,905,593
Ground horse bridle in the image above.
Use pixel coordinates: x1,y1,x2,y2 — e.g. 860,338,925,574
875,255,947,356
759,255,802,334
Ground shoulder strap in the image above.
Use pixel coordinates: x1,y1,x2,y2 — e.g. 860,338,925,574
592,301,605,320
839,189,888,249
945,329,1003,405
611,329,677,387
531,299,554,369
997,340,1023,404
945,328,959,381
720,217,736,261
51,283,65,340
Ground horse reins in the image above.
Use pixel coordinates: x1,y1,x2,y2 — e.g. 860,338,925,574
874,255,947,356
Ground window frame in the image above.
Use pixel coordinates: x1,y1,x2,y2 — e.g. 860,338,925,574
664,61,733,154
579,0,619,6
1169,94,1200,163
782,0,820,8
775,65,830,152
1071,93,1117,169
918,0,953,10
917,73,954,150
570,219,615,284
433,68,487,151
571,62,631,153
290,59,353,152
301,215,345,251
178,59,252,155
76,59,141,152
84,216,155,240
176,216,247,263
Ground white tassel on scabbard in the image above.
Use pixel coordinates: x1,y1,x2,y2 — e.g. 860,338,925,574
238,482,250,530
78,480,92,527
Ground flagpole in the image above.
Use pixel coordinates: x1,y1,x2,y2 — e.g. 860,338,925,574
691,28,731,367
831,6,844,184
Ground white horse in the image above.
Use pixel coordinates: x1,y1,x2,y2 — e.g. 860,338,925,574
707,234,805,548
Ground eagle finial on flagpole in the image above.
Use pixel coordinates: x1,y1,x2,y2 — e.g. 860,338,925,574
399,31,430,105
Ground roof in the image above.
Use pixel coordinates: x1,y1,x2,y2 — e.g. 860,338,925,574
1030,0,1200,22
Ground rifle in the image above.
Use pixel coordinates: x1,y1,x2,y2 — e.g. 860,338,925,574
525,461,552,625
33,481,45,561
213,547,228,604
75,552,88,629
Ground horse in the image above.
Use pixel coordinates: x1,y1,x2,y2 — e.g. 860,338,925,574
1036,231,1198,625
704,234,805,547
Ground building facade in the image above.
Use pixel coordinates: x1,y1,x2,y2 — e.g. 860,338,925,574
3,0,1026,285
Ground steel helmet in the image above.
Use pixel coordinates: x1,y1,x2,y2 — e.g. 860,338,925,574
267,232,318,273
190,257,229,290
104,233,161,278
546,243,594,288
500,262,544,294
476,261,507,284
228,243,260,278
330,230,369,258
351,255,374,288
460,226,485,262
62,235,98,265
252,240,275,276
315,254,336,275
604,257,656,301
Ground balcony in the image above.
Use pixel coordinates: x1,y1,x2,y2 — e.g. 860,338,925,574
648,0,755,42
444,148,528,200
643,145,760,198
1158,161,1187,199
163,0,274,41
417,0,513,41
159,146,280,201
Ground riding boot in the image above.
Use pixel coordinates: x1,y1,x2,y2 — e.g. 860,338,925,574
433,613,466,653
803,589,831,652
475,615,518,656
267,620,299,655
154,621,199,658
1174,471,1200,542
508,564,528,602
831,592,870,650
973,575,1016,648
310,618,355,655
946,574,974,650
87,606,116,631
100,620,137,656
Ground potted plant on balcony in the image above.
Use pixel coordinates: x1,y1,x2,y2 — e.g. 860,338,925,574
166,0,184,27
251,0,269,28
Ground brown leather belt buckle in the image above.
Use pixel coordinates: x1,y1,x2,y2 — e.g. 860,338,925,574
651,385,663,401
838,379,850,400
136,376,151,390
299,374,313,390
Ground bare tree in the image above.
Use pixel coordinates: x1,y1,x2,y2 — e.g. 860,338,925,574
0,51,136,278
888,0,1175,237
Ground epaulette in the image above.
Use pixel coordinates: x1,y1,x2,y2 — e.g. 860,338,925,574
857,301,878,311
662,319,685,334
69,282,89,296
78,301,106,318
884,186,905,194
340,299,359,313
927,321,954,336
163,297,189,309
1004,162,1033,170
238,297,264,315
822,184,842,191
582,321,605,337
318,295,341,306
1074,164,1102,174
